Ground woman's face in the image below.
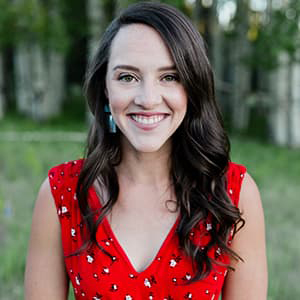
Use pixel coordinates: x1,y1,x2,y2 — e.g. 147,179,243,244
105,23,187,154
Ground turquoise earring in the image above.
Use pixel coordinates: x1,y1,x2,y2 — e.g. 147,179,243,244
104,105,117,133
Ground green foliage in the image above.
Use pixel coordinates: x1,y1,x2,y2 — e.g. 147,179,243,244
13,0,46,43
61,0,88,46
0,0,70,52
162,0,190,15
20,0,69,52
247,1,300,70
44,2,70,52
0,0,18,48
224,0,300,70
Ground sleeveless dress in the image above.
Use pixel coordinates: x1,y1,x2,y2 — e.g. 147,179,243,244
48,160,246,300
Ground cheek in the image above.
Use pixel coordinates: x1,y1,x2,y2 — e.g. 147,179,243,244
107,86,131,113
169,89,188,115
179,93,188,111
179,88,188,112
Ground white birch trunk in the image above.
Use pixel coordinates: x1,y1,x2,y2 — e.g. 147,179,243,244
38,2,66,121
14,0,65,121
0,53,5,119
269,52,300,147
269,54,287,145
289,54,300,147
46,51,65,117
30,43,46,120
15,41,65,121
232,54,251,130
15,42,34,116
86,0,107,123
231,1,251,131
14,0,36,116
31,46,65,120
87,0,107,59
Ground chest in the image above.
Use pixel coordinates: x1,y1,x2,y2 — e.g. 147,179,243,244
66,211,228,300
106,201,180,273
94,181,180,273
64,186,229,299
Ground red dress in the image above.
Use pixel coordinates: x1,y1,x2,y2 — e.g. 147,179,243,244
48,159,246,300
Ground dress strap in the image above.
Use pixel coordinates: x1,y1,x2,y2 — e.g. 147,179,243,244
226,162,247,208
48,159,83,214
48,159,84,256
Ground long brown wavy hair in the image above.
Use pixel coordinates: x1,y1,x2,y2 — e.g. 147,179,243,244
76,1,244,282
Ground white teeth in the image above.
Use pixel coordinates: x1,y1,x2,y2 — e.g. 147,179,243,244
131,114,164,125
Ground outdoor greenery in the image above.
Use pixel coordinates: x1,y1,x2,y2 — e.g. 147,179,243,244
1,0,300,143
0,119,299,299
0,1,299,299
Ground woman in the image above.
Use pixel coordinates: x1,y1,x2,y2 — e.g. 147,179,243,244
25,2,267,299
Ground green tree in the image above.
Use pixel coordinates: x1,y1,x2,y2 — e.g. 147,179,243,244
13,0,70,120
0,1,17,119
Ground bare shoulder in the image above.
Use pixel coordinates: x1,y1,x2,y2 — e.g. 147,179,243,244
28,178,60,239
238,172,263,214
222,172,268,300
33,178,56,216
24,178,69,299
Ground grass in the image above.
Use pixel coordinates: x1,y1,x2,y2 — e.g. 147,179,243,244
0,124,299,299
231,137,300,299
0,139,84,299
0,112,88,132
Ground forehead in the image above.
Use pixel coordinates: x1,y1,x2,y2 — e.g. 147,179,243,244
108,23,174,69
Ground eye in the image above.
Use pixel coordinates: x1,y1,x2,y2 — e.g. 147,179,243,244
118,73,137,83
162,74,179,82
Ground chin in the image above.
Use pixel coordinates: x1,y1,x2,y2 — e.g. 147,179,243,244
130,138,171,154
122,135,171,154
132,143,165,153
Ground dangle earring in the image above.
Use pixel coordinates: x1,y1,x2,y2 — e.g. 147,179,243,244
104,104,117,133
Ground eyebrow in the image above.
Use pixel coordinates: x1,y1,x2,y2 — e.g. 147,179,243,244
112,64,177,72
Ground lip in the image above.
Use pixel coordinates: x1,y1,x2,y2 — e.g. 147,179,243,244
127,113,168,131
127,112,168,117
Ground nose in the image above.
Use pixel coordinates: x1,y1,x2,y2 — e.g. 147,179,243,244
134,79,162,109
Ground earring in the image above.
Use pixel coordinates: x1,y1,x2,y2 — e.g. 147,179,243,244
104,105,117,133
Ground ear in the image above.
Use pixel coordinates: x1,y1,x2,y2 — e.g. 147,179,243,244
104,87,108,98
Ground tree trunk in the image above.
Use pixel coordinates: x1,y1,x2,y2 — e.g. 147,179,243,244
231,0,251,131
32,46,65,121
47,51,65,118
269,52,300,147
193,1,225,112
193,0,216,60
30,43,46,120
0,52,4,119
15,42,65,121
86,0,110,123
14,0,65,121
15,41,34,116
206,2,224,111
87,0,108,59
269,52,289,146
289,54,300,147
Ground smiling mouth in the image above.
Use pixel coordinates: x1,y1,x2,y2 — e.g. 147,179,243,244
130,114,166,125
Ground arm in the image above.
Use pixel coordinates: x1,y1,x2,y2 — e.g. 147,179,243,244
222,173,268,300
24,178,69,299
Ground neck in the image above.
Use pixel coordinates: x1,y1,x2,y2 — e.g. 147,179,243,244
116,142,172,187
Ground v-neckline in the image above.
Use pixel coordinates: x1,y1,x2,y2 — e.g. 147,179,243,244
89,186,180,275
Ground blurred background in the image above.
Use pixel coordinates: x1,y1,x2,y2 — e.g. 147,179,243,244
0,0,299,299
